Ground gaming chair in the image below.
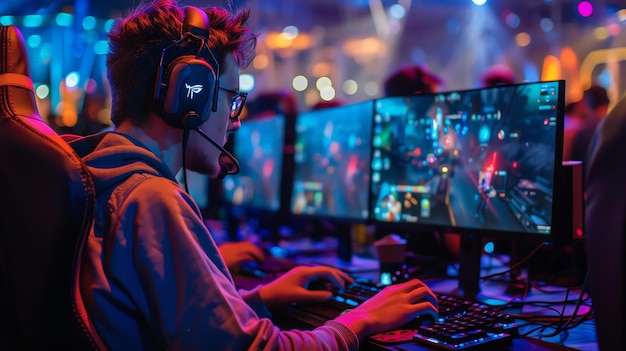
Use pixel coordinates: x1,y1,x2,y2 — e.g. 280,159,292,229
0,25,104,350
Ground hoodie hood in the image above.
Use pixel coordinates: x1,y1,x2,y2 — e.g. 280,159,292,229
69,131,178,195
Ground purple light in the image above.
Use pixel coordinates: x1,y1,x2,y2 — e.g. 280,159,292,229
578,1,593,17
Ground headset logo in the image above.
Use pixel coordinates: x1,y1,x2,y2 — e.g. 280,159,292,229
185,83,203,99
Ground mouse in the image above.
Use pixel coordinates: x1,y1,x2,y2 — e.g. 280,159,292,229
398,311,437,330
307,278,342,293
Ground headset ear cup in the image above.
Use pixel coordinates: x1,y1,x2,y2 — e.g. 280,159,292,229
160,55,216,129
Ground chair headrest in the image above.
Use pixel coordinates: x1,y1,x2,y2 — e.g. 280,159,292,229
0,25,39,118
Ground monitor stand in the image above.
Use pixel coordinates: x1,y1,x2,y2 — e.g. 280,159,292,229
455,235,528,299
456,234,482,299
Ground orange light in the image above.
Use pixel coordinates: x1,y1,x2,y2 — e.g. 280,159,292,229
541,55,562,81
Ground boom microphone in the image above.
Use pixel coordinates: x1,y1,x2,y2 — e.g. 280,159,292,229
193,127,240,179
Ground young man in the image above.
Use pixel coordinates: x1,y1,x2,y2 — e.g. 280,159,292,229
73,0,438,349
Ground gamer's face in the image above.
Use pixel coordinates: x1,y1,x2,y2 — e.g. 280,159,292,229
185,53,241,178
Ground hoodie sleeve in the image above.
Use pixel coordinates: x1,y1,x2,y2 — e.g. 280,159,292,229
89,175,359,351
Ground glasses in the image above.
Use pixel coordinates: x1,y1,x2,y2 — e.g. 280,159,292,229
219,87,247,119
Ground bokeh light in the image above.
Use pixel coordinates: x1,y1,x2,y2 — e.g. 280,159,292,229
363,81,379,96
26,34,42,48
515,32,531,47
578,1,593,18
319,86,336,101
65,72,80,89
389,4,406,19
315,76,332,91
593,26,609,40
23,15,44,28
541,55,561,81
540,18,554,32
281,25,299,40
342,80,358,95
505,12,520,28
35,84,50,99
82,16,97,31
104,19,115,33
0,16,14,26
55,13,73,27
252,54,269,70
608,23,621,37
93,40,109,55
240,74,255,92
292,75,308,91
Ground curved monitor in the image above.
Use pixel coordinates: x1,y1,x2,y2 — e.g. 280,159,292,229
290,101,374,222
370,80,566,241
222,113,286,212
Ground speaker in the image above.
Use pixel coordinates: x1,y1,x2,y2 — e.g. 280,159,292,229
154,6,220,130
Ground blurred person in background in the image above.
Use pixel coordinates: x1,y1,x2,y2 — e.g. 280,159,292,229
569,85,610,165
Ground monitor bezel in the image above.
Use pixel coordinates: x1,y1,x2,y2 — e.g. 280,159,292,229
369,80,568,245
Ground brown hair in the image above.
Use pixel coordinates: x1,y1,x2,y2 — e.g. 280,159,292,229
106,0,256,126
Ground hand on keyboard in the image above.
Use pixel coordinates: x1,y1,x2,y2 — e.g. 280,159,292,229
258,266,354,309
296,278,520,350
333,278,439,340
218,241,266,271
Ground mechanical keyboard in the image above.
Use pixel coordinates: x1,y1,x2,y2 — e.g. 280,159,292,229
295,278,519,351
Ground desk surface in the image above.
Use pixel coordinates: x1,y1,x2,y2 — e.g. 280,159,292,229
234,250,597,351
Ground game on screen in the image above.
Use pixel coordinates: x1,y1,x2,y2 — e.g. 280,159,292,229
371,81,563,235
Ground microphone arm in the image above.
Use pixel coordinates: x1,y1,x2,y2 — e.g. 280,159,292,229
192,127,240,178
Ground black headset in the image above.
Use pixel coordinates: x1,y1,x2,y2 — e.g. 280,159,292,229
154,6,221,130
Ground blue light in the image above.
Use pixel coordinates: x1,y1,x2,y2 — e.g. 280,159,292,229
389,4,406,19
23,15,44,28
0,16,14,26
540,18,554,32
472,0,487,5
483,241,494,253
104,19,115,33
82,16,97,31
55,13,73,27
505,13,520,28
65,72,80,88
479,125,490,143
93,40,109,55
26,35,42,48
523,62,539,82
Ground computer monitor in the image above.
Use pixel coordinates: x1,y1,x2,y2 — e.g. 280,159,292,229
222,113,286,237
370,80,567,295
290,101,374,222
288,101,376,271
